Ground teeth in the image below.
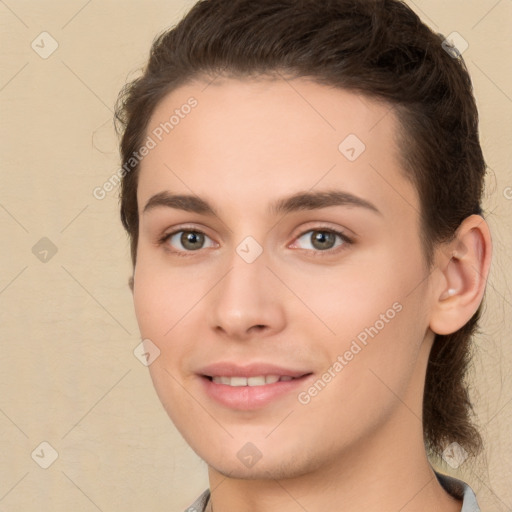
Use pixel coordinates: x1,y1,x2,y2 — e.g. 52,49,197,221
247,376,266,386
211,375,293,386
230,376,248,387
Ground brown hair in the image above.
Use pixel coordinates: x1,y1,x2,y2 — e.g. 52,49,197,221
115,0,486,457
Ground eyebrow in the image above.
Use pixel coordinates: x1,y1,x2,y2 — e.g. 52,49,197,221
142,190,382,217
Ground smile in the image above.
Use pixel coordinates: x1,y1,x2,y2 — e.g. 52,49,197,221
209,375,296,386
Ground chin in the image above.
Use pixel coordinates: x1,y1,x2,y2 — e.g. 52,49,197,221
208,459,308,481
200,440,326,481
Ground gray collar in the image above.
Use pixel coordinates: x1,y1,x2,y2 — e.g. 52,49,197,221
436,472,481,511
185,472,480,512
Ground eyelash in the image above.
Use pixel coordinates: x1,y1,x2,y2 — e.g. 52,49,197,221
157,225,354,258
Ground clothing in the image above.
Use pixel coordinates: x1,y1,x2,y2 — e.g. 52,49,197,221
436,472,481,512
184,472,480,512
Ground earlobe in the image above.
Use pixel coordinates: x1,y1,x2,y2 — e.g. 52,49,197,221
429,214,492,335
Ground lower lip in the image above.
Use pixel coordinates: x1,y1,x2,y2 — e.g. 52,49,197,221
199,375,313,410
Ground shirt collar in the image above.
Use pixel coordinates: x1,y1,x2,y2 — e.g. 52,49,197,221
185,473,481,512
435,472,481,512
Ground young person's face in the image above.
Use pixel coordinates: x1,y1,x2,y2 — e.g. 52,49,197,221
133,77,437,478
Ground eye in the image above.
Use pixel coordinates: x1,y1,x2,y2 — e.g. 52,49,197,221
158,226,352,256
292,228,352,252
161,229,216,253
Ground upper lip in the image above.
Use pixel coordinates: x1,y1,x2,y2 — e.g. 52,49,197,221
198,362,312,378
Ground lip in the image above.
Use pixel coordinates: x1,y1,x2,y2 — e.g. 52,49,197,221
197,362,313,410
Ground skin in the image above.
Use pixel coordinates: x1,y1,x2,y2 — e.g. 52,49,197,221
132,77,492,512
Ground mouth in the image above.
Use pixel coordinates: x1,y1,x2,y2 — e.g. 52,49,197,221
197,365,314,410
203,374,309,386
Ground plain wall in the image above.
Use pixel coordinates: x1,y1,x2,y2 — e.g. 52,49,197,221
0,1,510,510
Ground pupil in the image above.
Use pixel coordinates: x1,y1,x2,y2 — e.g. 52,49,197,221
182,231,204,250
312,231,334,250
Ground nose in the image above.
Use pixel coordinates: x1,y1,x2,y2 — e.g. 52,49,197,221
207,252,287,341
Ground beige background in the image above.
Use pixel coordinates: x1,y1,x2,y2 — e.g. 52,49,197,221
0,1,510,511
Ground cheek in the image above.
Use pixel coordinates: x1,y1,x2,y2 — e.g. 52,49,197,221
132,274,163,338
132,261,210,377
133,254,192,325
284,256,407,340
132,269,195,415
310,287,428,429
132,263,180,348
290,251,427,388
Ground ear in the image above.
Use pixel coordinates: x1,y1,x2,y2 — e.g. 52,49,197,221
429,214,492,335
128,275,134,294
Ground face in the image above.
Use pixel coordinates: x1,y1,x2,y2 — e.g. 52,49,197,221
133,77,436,479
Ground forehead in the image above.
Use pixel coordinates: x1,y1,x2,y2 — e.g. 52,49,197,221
137,76,418,221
